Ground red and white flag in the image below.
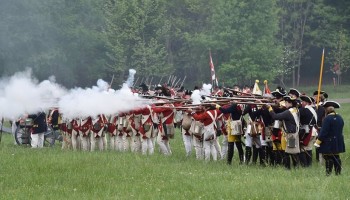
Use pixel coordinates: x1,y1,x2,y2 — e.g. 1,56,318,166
263,80,272,97
209,51,218,86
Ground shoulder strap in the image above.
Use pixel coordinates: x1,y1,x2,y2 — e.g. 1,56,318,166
289,107,300,133
305,105,318,124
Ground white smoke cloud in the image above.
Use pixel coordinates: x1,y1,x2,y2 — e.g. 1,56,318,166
58,69,148,119
0,68,149,120
126,69,136,87
191,89,202,104
190,83,212,104
0,69,67,119
200,83,212,96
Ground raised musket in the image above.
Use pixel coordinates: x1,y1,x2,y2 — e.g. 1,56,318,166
167,75,172,85
148,77,153,88
174,78,182,88
133,77,139,87
179,76,187,88
158,76,163,85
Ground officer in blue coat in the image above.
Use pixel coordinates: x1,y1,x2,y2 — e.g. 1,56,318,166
314,101,345,175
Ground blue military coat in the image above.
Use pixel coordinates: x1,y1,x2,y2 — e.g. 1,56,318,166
318,113,345,154
28,111,48,134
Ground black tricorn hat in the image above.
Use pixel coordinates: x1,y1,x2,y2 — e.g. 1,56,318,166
139,83,149,92
323,101,340,109
184,90,192,96
283,95,297,102
177,86,185,92
155,84,162,90
310,97,316,104
300,95,312,104
313,90,328,99
272,86,286,98
288,88,301,98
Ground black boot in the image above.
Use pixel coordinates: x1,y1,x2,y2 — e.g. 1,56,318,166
299,152,307,167
334,155,342,175
283,153,291,170
245,146,252,165
315,147,320,162
236,142,244,165
306,150,313,167
227,142,234,165
324,155,334,176
291,154,299,168
252,146,258,164
258,148,265,166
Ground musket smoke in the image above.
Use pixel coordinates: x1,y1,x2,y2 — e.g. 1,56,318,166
0,69,67,119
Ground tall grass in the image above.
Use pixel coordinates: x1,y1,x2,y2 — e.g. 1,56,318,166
1,104,349,200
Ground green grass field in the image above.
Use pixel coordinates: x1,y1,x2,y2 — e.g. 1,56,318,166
1,103,349,200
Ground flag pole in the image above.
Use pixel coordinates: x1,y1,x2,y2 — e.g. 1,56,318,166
316,48,325,108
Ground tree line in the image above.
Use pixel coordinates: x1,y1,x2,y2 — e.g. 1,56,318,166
0,0,349,89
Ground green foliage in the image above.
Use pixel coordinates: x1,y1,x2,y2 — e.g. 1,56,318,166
0,0,349,87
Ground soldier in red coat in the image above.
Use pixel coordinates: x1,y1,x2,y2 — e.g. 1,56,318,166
138,105,156,155
189,105,222,161
106,114,118,150
91,114,108,151
79,117,92,151
152,103,175,155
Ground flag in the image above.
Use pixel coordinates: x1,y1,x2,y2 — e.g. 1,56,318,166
252,80,262,95
263,80,272,97
209,51,219,86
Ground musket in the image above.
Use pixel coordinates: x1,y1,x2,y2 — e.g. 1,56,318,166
223,87,267,99
0,117,4,143
148,77,153,88
205,96,272,102
140,77,144,85
145,77,149,86
171,76,178,88
174,77,182,88
167,75,172,85
158,76,163,85
180,76,186,88
133,77,139,87
109,74,115,89
202,100,272,106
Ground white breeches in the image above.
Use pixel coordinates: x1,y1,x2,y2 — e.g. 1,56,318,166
245,133,261,148
203,139,217,161
31,133,44,148
182,128,192,157
141,138,155,155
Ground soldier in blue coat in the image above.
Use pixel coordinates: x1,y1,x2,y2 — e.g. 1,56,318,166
314,101,345,175
26,110,48,148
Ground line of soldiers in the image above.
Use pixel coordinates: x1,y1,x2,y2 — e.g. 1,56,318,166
47,82,344,174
